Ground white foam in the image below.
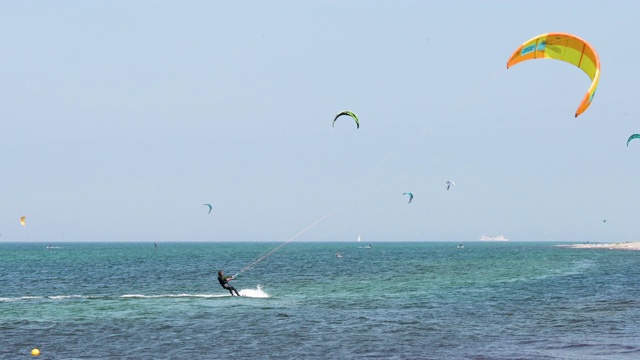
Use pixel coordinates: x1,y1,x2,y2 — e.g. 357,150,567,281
0,296,43,302
121,293,228,299
47,295,85,300
0,290,268,303
238,285,270,298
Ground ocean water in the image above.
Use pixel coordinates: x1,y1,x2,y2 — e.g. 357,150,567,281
1,241,640,359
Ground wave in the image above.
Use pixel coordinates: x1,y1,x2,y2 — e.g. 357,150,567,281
0,286,270,302
121,293,228,299
0,296,43,302
47,295,86,300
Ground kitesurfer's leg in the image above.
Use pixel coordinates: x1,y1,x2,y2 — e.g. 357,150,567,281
223,284,234,296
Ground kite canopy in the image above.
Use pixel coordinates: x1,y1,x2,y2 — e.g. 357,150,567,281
333,111,359,129
20,216,26,227
507,32,600,117
627,134,640,147
446,180,456,190
403,192,414,203
203,203,212,214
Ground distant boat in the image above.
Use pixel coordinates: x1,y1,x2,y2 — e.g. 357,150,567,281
336,253,343,258
357,235,361,242
457,244,464,248
479,235,508,241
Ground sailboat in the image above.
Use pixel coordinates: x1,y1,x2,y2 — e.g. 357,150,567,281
357,234,361,242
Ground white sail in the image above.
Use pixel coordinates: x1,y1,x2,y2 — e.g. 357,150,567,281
357,235,361,242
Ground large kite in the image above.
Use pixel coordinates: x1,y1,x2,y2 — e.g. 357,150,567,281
507,32,600,117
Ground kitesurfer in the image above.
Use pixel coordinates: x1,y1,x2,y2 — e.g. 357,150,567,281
217,270,240,296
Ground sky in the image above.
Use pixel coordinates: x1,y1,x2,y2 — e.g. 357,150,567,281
1,1,639,243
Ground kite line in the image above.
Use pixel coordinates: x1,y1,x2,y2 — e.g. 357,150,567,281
234,212,331,277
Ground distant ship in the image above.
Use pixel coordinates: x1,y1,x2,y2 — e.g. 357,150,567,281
479,235,508,241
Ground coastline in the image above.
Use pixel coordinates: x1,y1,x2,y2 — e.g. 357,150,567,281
556,242,640,251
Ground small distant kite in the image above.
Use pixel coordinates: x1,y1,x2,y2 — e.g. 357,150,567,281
403,192,414,203
602,219,607,224
627,134,640,147
332,110,359,129
446,180,456,190
203,204,212,214
20,216,26,227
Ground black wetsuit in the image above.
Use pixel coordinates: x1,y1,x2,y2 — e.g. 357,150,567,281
218,274,240,296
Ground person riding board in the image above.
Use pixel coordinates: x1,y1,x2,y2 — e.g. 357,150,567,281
217,270,241,296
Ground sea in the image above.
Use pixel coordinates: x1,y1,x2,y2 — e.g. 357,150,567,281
1,241,640,360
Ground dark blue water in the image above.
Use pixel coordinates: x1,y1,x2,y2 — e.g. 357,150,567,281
2,242,640,359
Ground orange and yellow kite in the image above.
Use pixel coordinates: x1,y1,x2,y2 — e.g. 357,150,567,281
507,32,600,117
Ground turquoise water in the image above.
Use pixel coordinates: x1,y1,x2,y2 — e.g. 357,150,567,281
2,242,640,359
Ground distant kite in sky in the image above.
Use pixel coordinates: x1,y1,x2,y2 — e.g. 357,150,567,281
332,110,360,129
602,219,607,224
446,180,456,190
20,216,26,227
507,32,600,117
203,204,212,214
403,192,414,203
627,134,640,147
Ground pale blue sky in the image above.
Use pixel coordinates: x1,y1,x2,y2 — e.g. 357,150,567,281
2,1,639,242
